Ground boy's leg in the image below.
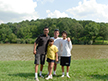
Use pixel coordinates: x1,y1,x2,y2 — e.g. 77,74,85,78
61,66,65,77
46,62,54,80
49,62,54,76
67,66,69,73
62,66,64,73
66,66,70,78
48,63,50,74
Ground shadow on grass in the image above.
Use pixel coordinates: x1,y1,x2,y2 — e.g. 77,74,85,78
8,73,34,78
8,73,61,78
88,74,108,80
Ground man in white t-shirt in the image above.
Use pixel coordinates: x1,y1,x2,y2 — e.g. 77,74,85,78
50,29,71,76
50,29,61,75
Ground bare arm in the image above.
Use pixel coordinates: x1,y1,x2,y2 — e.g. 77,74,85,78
55,52,58,62
33,42,37,54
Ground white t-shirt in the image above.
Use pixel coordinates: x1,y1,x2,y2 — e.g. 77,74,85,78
60,38,72,57
50,37,62,56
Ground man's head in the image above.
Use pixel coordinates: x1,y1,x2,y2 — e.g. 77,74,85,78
54,29,59,38
43,26,49,35
49,39,54,46
62,31,67,39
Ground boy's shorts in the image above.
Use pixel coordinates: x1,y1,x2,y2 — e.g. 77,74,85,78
55,56,61,64
34,54,45,65
47,58,55,62
60,56,71,66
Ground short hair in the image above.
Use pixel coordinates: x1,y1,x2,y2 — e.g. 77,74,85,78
54,29,59,32
62,31,67,35
49,39,54,42
44,26,49,30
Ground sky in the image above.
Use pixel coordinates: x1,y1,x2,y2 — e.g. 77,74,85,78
0,0,108,24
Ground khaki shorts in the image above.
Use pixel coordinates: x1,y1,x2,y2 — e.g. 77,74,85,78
34,54,45,65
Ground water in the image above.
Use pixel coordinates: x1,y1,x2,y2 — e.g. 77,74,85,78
0,44,108,61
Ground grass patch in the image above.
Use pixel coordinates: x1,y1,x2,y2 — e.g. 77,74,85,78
0,59,108,81
95,40,108,45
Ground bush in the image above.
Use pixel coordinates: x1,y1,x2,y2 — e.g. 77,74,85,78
17,38,21,44
0,41,4,44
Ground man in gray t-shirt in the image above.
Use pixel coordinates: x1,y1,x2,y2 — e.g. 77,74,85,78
33,27,50,81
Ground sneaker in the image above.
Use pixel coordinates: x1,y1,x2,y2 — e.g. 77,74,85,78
50,75,53,79
39,74,44,78
34,78,39,81
67,75,70,78
45,75,52,80
61,75,64,77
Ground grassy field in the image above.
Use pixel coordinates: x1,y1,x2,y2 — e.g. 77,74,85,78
0,59,108,81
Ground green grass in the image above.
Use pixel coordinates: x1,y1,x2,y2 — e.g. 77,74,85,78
95,40,108,45
0,59,108,81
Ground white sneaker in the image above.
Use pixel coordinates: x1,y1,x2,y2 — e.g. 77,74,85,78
67,75,70,78
35,78,39,81
45,75,52,80
61,75,64,77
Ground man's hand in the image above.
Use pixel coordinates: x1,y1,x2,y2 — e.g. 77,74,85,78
56,58,58,62
33,50,36,55
67,37,70,42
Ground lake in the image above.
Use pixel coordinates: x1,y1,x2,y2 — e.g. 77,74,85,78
0,44,108,61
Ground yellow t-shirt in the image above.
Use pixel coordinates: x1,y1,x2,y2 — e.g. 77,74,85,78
47,45,58,60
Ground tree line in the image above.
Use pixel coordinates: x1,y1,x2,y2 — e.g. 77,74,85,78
0,18,108,44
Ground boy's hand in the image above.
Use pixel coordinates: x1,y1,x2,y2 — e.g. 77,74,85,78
33,50,36,55
67,37,70,42
56,59,58,62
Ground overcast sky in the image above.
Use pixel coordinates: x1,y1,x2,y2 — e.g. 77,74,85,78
0,0,108,24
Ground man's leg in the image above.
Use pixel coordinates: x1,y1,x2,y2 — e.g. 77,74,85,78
40,64,43,75
39,54,45,77
53,63,57,75
53,56,60,75
34,54,40,81
45,61,50,77
35,64,39,78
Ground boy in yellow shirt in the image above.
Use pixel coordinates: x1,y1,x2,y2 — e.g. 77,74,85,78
46,39,58,80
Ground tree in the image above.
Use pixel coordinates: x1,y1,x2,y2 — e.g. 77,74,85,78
84,22,99,43
99,23,108,43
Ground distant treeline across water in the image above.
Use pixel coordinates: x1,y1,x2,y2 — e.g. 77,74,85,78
0,18,108,44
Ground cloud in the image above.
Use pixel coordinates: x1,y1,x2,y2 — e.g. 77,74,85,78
46,10,69,18
36,0,54,4
0,0,39,24
66,0,108,22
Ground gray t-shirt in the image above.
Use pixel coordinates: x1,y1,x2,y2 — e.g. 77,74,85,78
35,34,50,54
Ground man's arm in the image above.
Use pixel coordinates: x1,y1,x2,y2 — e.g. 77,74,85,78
55,52,58,62
33,42,37,54
33,35,40,54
